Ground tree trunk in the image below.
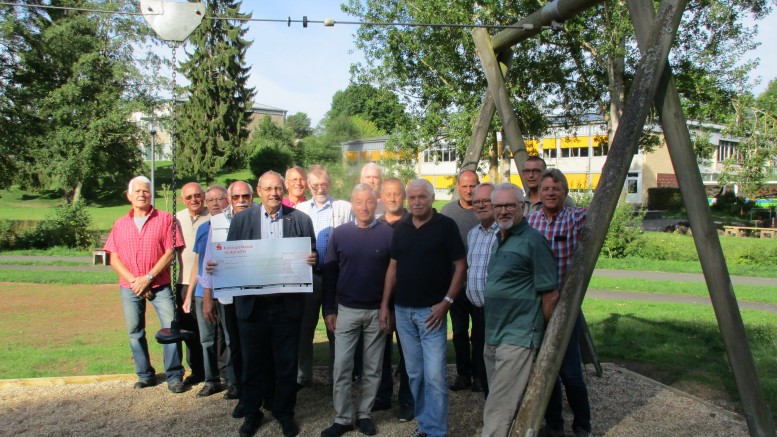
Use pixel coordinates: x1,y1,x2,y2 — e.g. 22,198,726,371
72,180,83,205
606,38,626,144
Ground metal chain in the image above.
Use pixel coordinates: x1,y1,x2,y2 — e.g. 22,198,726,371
170,43,178,287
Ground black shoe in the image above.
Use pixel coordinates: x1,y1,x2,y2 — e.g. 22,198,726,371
197,384,222,397
371,401,391,412
167,381,186,394
356,418,376,436
448,375,471,391
224,384,240,400
280,418,300,437
232,402,246,419
183,374,204,386
296,382,308,393
398,404,414,423
321,422,354,437
133,379,155,389
239,412,263,437
471,377,483,393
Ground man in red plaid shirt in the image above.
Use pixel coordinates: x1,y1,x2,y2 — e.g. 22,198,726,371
104,176,186,393
526,169,591,437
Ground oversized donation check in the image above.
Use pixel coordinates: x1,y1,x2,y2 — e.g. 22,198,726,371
210,237,313,298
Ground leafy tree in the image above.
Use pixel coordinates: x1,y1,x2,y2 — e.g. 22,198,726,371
286,112,313,139
175,0,255,182
343,0,769,162
717,92,777,199
326,84,409,133
0,0,148,202
248,146,293,181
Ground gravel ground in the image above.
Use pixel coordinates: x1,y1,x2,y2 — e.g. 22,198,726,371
0,364,748,437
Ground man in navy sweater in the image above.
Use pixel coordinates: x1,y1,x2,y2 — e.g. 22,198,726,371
320,184,394,437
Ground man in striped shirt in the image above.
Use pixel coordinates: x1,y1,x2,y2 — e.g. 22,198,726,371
465,182,498,399
526,169,591,437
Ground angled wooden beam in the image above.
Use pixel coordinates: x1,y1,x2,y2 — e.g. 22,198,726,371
629,0,776,434
511,0,688,434
462,0,604,178
473,30,529,188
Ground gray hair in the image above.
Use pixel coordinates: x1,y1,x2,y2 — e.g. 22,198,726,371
258,171,285,190
360,162,383,177
491,183,524,204
285,166,307,180
206,184,227,196
352,183,377,199
541,168,569,194
407,179,435,197
227,181,252,196
473,182,495,197
128,176,151,193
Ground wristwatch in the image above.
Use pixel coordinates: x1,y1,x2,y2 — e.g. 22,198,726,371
443,296,454,305
146,273,154,281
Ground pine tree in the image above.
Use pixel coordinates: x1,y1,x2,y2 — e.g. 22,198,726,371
175,0,255,182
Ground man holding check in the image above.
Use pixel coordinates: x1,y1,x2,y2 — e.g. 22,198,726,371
212,171,317,437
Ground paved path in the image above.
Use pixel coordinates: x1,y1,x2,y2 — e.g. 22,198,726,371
594,269,774,287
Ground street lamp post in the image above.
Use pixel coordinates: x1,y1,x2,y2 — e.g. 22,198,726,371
147,119,157,206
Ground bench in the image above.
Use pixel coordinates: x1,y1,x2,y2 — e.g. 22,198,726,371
723,226,776,239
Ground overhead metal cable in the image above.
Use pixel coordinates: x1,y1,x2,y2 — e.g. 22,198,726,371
0,1,563,31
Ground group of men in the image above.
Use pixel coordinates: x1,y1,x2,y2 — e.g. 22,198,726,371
103,158,592,437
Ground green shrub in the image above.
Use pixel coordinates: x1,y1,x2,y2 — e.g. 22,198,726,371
0,221,16,250
712,191,752,216
16,201,95,249
248,146,293,181
647,187,683,211
601,198,645,258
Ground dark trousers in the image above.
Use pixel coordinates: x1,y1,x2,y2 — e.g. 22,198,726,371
471,305,488,397
175,284,204,378
544,315,592,433
217,301,242,389
450,292,473,379
238,298,298,421
216,317,227,381
375,331,414,408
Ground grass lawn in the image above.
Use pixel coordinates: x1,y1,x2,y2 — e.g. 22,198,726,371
582,299,777,413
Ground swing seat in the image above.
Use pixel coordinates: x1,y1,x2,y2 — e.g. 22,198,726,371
155,327,195,344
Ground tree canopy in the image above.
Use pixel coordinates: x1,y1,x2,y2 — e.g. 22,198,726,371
326,84,409,134
0,0,150,202
343,0,771,161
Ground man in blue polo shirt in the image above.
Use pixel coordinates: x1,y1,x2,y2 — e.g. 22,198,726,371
381,179,466,437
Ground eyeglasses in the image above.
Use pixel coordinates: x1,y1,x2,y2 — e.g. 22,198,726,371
231,194,251,201
522,168,543,175
310,183,330,191
492,203,518,211
205,197,226,204
260,187,284,193
472,199,491,206
184,193,203,200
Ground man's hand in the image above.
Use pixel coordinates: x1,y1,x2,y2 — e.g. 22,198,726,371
324,314,337,333
379,305,393,334
182,295,192,314
205,260,217,275
425,300,451,331
129,275,151,298
306,252,317,266
202,294,217,324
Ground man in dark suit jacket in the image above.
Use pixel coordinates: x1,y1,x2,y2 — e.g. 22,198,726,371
226,171,317,437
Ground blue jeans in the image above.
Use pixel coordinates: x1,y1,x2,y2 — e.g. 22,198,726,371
545,314,592,433
194,296,220,385
395,305,448,437
120,286,184,383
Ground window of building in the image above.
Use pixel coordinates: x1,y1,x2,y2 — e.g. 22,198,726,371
716,139,740,163
423,144,457,163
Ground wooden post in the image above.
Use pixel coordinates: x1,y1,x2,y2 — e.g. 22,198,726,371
629,0,776,434
510,0,688,434
461,0,603,177
473,29,529,188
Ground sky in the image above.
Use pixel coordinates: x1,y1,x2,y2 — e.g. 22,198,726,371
183,1,777,127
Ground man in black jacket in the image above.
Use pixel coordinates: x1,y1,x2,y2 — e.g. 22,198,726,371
226,171,317,437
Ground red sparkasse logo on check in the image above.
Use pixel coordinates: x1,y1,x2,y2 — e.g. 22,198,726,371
216,244,223,250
